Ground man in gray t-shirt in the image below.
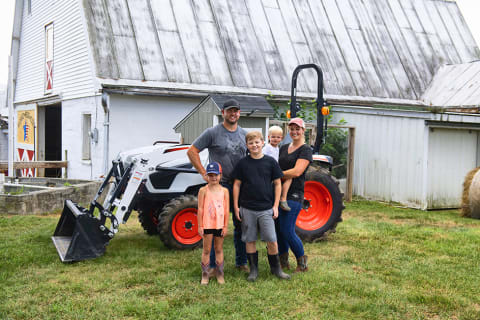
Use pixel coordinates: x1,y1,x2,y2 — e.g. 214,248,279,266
192,123,247,184
187,98,248,272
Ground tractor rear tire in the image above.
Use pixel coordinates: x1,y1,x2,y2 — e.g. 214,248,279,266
157,195,202,249
295,168,344,242
138,207,160,235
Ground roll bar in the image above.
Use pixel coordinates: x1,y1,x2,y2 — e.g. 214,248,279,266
289,64,327,154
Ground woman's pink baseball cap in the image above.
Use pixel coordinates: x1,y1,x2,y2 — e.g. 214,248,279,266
288,117,305,129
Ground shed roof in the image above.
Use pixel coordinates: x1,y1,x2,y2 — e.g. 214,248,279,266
209,94,274,115
422,60,480,110
174,94,273,130
84,0,480,106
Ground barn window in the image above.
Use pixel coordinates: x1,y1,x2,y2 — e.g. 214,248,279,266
45,23,54,94
82,114,91,160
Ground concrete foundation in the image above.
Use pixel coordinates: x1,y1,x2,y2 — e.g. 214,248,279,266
0,177,101,215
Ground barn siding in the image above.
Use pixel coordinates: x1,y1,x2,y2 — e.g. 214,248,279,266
427,127,479,208
332,107,480,209
178,99,216,144
332,107,428,208
15,0,96,103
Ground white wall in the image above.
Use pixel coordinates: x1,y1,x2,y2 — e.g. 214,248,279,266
62,95,104,179
427,128,479,209
332,106,480,209
15,0,96,103
15,93,201,180
61,94,201,179
108,94,201,164
332,106,428,208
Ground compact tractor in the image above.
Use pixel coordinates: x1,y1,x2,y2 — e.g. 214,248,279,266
52,64,344,262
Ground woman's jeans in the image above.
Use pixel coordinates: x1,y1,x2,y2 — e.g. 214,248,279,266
275,200,304,258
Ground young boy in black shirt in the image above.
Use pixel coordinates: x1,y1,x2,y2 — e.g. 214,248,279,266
233,131,290,281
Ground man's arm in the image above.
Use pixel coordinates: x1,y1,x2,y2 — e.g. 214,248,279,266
233,179,242,221
187,145,208,182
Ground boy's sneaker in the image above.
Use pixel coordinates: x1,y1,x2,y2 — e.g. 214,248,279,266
280,201,291,211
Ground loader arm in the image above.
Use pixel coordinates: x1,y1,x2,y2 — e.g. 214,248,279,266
52,157,151,262
111,159,150,229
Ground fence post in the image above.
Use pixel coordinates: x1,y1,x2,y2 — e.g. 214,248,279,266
0,173,4,194
345,127,355,202
64,150,68,179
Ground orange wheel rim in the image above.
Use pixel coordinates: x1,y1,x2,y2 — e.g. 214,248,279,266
172,208,202,245
297,181,333,231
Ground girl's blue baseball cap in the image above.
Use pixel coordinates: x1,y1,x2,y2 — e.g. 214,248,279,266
206,162,222,174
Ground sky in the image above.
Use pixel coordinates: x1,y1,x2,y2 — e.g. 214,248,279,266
0,0,479,88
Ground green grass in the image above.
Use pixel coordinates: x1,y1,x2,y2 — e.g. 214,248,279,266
1,199,479,319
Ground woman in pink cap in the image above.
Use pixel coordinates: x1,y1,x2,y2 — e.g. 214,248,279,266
275,118,312,272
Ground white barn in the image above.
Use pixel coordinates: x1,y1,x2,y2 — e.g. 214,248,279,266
331,60,480,210
6,0,480,208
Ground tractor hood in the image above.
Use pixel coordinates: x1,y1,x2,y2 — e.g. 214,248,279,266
116,144,208,172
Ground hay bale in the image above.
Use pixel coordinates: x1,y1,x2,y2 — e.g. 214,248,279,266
462,167,480,218
469,170,480,219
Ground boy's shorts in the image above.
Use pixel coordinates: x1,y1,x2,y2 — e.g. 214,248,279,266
240,207,277,243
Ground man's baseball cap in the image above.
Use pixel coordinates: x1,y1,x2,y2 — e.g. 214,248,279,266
206,162,222,175
222,99,240,111
288,117,305,129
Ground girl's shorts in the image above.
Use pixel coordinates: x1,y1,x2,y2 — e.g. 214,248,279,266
203,229,223,237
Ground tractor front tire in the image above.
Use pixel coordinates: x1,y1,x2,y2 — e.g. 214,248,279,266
295,168,344,242
138,207,160,235
157,195,202,249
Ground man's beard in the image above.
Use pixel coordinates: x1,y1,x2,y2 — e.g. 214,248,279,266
225,117,237,125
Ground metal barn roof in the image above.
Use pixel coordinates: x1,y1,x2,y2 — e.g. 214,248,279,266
84,0,480,106
422,60,480,110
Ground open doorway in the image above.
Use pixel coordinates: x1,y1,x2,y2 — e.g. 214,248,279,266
39,104,62,177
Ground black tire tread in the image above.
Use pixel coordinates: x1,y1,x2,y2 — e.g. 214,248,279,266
297,168,344,242
138,208,160,235
157,195,201,250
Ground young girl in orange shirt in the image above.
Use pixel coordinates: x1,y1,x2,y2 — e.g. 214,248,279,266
197,162,229,285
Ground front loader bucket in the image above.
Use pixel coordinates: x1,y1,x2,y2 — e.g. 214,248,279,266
52,200,111,262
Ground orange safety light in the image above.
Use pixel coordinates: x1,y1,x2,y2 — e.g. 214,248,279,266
321,106,330,116
286,110,291,119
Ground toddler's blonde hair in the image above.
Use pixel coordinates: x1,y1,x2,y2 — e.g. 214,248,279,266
268,125,283,136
